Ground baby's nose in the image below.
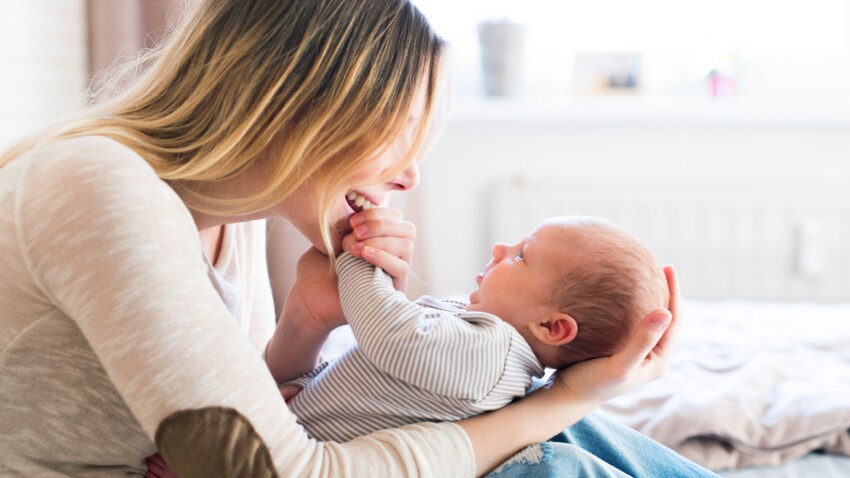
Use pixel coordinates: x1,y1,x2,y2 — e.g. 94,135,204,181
491,243,509,262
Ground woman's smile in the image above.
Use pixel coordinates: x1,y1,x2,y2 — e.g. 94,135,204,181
345,190,385,213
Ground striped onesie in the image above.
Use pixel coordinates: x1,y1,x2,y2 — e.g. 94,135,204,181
285,253,546,442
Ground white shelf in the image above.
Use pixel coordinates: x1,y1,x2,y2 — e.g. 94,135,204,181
447,96,850,125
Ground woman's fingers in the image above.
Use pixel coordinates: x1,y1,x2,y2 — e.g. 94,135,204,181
551,311,670,404
349,208,415,241
343,207,415,291
656,265,681,354
361,246,409,291
351,219,415,243
613,309,672,377
616,265,680,375
348,237,414,261
349,207,403,227
343,207,416,262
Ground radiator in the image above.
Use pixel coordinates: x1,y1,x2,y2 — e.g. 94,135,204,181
489,177,850,302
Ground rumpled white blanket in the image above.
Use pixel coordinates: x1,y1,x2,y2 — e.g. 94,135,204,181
600,300,850,471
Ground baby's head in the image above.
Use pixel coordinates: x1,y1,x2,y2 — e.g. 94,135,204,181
467,216,668,369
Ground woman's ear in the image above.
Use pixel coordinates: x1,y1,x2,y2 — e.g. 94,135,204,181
528,312,578,346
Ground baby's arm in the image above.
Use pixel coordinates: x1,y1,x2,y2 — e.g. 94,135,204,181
336,253,513,399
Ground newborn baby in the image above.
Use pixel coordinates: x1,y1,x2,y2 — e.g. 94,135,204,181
284,216,669,441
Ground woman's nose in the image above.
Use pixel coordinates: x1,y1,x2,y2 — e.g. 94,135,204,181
390,159,420,191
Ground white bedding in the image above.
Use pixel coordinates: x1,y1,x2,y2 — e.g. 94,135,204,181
322,299,850,474
601,300,850,471
719,453,850,478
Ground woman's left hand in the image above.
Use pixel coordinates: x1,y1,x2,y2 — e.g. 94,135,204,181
551,265,681,404
342,207,416,292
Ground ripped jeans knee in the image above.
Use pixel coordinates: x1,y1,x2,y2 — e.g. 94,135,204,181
486,442,629,478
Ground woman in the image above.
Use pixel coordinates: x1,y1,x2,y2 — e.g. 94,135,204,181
0,0,712,476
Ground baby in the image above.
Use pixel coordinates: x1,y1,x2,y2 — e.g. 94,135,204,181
284,216,669,442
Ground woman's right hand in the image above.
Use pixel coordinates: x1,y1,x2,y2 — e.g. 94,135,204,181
342,207,416,292
552,265,680,404
283,247,347,334
266,248,345,384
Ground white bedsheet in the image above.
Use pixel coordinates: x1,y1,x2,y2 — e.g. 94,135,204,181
601,300,850,471
719,453,850,478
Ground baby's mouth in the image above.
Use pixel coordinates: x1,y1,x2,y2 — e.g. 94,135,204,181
345,190,377,213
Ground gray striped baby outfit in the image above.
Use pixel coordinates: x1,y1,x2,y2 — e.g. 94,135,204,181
286,253,546,442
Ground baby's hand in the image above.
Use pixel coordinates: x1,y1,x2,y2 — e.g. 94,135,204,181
342,207,415,292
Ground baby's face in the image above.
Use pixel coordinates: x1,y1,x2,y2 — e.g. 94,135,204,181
467,219,581,327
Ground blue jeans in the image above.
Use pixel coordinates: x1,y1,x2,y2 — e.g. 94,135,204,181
487,382,719,478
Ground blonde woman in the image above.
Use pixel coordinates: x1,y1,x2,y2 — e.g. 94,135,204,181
0,1,709,477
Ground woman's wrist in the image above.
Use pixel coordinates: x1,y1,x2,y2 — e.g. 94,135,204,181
266,300,336,384
458,382,600,476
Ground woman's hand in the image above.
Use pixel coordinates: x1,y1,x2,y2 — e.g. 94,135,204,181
266,248,343,384
342,207,415,292
284,247,346,334
552,265,680,404
459,265,682,476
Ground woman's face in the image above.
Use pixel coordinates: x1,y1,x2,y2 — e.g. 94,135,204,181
281,86,428,253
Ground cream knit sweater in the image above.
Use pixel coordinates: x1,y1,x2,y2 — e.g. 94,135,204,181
0,136,474,477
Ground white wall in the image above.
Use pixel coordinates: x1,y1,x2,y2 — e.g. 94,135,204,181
417,104,850,300
0,0,88,151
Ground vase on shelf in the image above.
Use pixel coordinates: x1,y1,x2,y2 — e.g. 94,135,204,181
477,20,526,97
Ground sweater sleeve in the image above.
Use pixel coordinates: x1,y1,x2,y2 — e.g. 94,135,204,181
15,137,474,478
335,253,514,400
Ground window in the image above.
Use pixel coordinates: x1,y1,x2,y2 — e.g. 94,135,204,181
414,0,850,102
0,0,88,151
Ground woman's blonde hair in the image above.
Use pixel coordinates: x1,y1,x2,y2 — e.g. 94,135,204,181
2,0,446,252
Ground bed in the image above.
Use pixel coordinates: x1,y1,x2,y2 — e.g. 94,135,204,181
603,299,850,476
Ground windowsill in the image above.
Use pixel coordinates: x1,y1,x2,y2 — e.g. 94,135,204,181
447,95,850,125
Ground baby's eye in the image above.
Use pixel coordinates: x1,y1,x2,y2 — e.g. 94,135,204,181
516,249,525,261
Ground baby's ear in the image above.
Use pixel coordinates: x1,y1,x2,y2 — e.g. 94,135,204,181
529,312,578,346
